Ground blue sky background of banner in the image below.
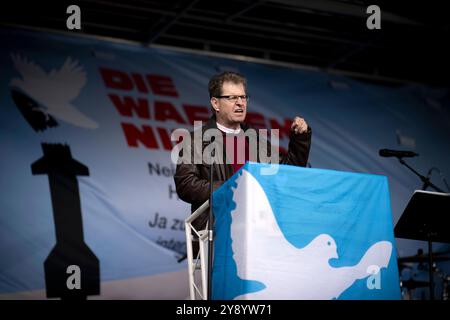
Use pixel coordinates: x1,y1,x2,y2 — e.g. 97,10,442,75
212,163,401,299
1,27,449,297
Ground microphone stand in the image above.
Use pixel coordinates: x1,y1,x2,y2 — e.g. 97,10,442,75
396,156,445,300
396,157,445,193
207,146,215,300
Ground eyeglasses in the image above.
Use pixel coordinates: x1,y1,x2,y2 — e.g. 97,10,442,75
215,95,249,103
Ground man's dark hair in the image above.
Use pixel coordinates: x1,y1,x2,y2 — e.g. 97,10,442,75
208,71,247,98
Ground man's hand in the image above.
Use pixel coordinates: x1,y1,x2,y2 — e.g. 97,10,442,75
291,116,308,134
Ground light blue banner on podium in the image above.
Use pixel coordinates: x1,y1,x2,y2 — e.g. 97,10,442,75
212,162,401,300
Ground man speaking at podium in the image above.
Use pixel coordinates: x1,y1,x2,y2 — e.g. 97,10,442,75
174,71,312,230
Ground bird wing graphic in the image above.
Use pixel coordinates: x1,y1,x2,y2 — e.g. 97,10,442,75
329,241,392,299
333,241,392,281
48,103,98,129
231,170,297,263
47,57,87,102
355,241,392,277
10,54,87,104
10,54,97,129
10,54,47,86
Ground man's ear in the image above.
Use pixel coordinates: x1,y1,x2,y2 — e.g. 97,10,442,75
210,97,219,112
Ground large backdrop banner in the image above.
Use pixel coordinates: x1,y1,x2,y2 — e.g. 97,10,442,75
1,27,449,299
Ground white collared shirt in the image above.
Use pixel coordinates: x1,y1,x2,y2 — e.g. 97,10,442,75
216,122,241,134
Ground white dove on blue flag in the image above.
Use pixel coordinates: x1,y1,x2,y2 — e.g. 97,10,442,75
226,168,393,300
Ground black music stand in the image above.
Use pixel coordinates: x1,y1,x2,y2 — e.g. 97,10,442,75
395,190,450,300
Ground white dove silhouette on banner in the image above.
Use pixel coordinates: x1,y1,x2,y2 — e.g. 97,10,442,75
230,169,392,300
10,54,98,129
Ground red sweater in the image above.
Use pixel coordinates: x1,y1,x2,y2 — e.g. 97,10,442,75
221,131,250,173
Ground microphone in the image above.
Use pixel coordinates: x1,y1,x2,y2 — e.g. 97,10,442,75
379,149,419,158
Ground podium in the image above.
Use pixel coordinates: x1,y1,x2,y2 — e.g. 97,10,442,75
394,190,450,299
185,163,401,300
